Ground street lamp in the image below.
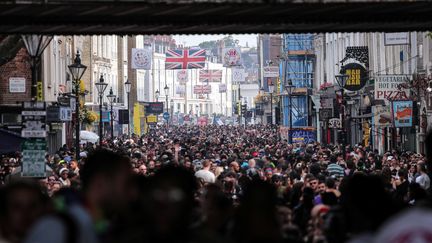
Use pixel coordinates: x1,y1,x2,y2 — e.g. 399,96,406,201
285,84,295,144
164,84,169,114
124,79,131,137
95,75,108,146
68,51,87,161
106,87,116,140
335,73,349,150
155,89,160,102
268,82,275,125
22,35,53,101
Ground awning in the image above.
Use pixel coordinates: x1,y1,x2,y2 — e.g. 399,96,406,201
0,129,24,154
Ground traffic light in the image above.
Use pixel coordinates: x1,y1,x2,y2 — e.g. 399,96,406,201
237,102,241,115
241,104,247,115
234,104,238,115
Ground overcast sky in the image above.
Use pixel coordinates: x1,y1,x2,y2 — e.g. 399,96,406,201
172,34,258,48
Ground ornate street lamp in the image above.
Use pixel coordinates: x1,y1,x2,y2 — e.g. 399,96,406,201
106,87,116,140
268,82,275,125
164,84,169,115
95,75,108,146
335,73,349,150
68,51,87,161
124,79,131,137
22,35,53,101
285,84,295,144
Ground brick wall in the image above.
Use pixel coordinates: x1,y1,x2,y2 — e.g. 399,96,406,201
0,48,32,105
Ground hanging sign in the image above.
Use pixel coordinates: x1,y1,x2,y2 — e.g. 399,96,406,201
340,63,368,91
263,66,279,78
392,100,413,127
177,70,188,84
21,139,47,178
131,48,152,70
374,75,410,102
223,47,241,67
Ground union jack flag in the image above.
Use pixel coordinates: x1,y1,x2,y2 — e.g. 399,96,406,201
193,85,212,94
199,70,223,82
165,49,206,69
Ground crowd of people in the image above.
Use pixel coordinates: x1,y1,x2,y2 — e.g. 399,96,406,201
1,124,432,243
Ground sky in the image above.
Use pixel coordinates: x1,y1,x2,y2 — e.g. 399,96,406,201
172,34,258,48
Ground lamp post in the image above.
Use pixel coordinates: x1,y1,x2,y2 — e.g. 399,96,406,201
107,87,116,140
68,51,87,161
155,89,160,102
22,35,53,101
124,79,131,137
95,75,108,146
285,84,295,144
164,84,169,124
335,73,349,151
268,82,275,125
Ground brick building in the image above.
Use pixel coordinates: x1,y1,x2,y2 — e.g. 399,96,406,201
0,47,32,133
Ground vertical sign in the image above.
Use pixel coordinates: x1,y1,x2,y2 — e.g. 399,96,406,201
22,102,46,138
36,81,43,101
392,100,413,127
22,139,47,178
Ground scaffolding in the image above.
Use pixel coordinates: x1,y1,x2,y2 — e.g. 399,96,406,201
282,34,315,127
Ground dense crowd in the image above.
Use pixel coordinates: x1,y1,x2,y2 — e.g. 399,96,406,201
1,124,432,243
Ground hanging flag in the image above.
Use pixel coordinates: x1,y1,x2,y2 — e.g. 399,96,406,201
177,70,188,84
219,83,227,93
131,48,152,70
232,68,246,83
193,85,212,94
223,47,242,67
165,49,206,69
176,85,186,94
199,70,223,82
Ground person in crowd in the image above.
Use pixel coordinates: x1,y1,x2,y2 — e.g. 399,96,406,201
0,124,429,243
195,159,216,184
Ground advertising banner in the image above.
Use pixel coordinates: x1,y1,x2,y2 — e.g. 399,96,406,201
373,105,392,127
232,68,246,83
21,139,47,178
384,33,410,46
374,75,410,102
177,70,188,84
22,102,46,138
144,102,164,114
176,85,186,94
131,48,152,70
263,66,279,78
219,83,227,93
392,100,413,127
288,129,317,144
223,47,242,67
340,63,368,91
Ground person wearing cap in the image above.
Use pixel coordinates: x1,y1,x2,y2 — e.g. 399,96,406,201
58,168,71,187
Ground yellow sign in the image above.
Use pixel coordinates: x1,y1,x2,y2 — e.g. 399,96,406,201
36,81,43,101
147,115,157,123
133,103,141,135
346,69,361,86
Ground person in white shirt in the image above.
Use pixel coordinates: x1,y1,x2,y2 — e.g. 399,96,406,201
194,159,215,184
415,162,430,190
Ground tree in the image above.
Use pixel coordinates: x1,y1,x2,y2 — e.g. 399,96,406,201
0,35,24,67
198,40,217,50
222,35,238,47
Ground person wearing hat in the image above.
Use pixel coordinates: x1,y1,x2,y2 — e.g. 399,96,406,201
58,168,70,187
